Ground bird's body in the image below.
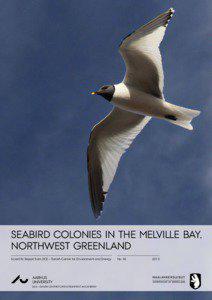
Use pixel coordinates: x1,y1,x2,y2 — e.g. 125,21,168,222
113,82,199,128
87,8,201,218
113,82,167,117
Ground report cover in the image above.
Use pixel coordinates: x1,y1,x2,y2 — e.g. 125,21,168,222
0,0,211,299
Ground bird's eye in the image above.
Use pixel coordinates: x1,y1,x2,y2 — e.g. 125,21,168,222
101,86,108,90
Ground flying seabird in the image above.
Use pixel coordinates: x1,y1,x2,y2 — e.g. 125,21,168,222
87,8,201,218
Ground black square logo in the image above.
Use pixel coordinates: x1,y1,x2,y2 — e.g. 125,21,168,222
190,273,201,290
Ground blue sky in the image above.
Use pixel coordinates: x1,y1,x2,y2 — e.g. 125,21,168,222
0,0,211,298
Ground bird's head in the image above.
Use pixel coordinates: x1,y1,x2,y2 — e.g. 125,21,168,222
91,85,115,102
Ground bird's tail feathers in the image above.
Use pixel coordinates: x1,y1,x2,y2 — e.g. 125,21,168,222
164,103,201,130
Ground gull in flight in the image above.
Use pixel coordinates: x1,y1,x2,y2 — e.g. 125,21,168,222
87,8,201,218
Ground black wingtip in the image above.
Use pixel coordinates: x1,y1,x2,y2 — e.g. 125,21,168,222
93,211,101,220
164,8,175,27
119,8,175,48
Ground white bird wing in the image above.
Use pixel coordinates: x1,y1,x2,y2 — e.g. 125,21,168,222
87,107,151,218
119,8,175,98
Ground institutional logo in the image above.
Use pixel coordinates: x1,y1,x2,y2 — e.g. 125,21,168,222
190,273,201,290
11,275,28,284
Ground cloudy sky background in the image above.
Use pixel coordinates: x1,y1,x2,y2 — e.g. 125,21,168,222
0,0,211,299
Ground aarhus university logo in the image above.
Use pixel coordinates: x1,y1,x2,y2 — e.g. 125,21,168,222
11,275,28,284
190,273,201,290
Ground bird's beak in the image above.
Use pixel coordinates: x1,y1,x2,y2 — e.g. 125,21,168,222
91,90,104,95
